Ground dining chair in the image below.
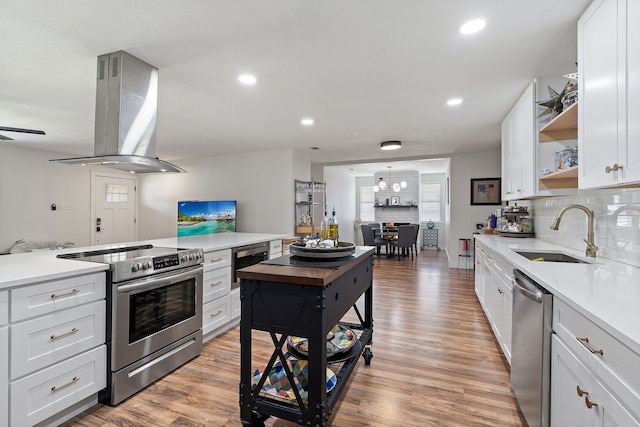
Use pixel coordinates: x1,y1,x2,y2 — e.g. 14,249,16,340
389,225,415,260
410,223,420,256
370,222,382,239
361,224,387,256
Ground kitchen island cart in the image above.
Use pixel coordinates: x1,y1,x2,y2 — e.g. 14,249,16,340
237,247,374,426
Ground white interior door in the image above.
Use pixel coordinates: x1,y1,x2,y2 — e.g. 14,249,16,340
91,172,137,245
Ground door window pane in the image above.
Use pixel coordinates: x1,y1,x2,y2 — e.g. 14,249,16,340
105,184,128,203
421,183,441,222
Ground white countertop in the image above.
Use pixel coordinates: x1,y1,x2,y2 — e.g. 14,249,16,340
0,232,289,290
475,234,640,355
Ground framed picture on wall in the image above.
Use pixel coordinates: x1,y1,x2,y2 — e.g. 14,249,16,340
470,178,501,205
391,196,399,206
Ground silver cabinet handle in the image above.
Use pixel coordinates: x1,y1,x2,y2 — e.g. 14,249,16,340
209,257,223,263
209,281,223,286
210,310,223,317
605,163,624,173
51,289,79,299
51,327,79,341
51,376,79,393
577,337,604,356
577,385,589,396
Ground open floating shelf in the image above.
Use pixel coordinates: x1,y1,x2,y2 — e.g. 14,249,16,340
539,102,578,142
539,165,578,189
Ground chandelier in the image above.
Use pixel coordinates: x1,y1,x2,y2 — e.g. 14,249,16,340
373,166,407,193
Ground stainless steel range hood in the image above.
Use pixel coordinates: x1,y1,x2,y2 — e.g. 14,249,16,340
51,51,185,173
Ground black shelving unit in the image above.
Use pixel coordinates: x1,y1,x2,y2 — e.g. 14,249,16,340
237,249,374,426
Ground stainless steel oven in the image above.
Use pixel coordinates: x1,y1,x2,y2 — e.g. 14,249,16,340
232,242,268,285
58,244,204,405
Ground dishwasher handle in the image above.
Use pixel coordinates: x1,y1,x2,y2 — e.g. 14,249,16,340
513,269,545,303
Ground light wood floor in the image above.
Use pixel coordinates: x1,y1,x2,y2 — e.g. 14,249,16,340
63,250,526,427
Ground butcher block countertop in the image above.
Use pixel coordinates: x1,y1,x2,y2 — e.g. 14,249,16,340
237,247,375,286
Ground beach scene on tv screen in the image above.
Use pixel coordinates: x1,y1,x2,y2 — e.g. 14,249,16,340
177,200,236,237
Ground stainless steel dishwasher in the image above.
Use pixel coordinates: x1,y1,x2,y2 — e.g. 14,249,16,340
511,269,553,427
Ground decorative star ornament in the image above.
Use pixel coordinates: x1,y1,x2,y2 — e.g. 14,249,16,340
537,80,576,119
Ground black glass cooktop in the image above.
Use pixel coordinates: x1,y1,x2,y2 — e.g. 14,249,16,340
57,244,184,264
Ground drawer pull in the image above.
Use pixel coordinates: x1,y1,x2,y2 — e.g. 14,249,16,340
51,327,79,341
585,396,598,409
210,281,223,286
51,376,79,393
576,385,589,396
51,289,79,299
577,337,604,356
211,310,223,318
209,257,223,263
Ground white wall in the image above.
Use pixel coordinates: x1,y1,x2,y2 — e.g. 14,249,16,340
0,144,117,252
448,148,502,268
137,149,307,239
323,166,356,244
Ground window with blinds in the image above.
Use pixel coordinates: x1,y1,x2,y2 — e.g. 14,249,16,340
359,186,375,221
421,183,441,222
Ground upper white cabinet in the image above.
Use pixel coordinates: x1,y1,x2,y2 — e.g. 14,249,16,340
578,0,640,189
502,82,536,201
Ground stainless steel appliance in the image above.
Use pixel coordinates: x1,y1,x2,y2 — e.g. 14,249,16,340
58,244,203,404
231,242,268,285
511,269,553,427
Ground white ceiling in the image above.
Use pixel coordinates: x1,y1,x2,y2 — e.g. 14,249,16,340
2,1,590,171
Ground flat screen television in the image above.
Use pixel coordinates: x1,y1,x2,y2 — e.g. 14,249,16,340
177,200,237,237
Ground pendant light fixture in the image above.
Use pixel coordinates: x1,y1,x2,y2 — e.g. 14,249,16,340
373,166,407,193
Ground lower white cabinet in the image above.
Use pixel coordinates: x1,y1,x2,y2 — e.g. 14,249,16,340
203,295,231,335
1,326,8,427
0,290,8,325
269,239,282,259
10,345,106,427
474,241,514,364
230,287,240,319
6,272,107,427
551,335,639,427
552,298,640,424
11,300,106,379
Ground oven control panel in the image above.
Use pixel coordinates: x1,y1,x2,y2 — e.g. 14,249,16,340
112,248,204,283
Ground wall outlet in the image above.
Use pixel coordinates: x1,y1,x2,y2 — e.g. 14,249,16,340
60,202,71,210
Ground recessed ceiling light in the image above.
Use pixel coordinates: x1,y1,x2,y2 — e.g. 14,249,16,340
238,74,257,85
301,118,314,126
460,19,486,35
447,98,463,106
380,140,402,150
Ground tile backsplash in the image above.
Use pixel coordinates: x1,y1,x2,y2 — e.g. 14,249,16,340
531,187,640,268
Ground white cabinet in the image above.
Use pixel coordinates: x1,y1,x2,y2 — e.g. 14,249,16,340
230,287,240,319
551,299,640,425
578,0,640,189
502,82,536,201
474,241,514,364
551,336,640,427
1,324,7,427
202,249,235,340
8,273,106,426
269,239,283,259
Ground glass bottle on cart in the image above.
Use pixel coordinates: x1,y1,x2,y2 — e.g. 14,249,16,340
329,207,339,243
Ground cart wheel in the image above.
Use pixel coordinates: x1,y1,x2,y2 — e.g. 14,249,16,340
362,347,373,365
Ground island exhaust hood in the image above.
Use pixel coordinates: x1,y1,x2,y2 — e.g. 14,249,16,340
51,51,185,173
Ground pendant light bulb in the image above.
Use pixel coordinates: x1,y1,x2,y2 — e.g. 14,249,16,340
400,181,407,189
393,183,401,192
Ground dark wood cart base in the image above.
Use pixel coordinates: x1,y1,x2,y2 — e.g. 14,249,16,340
238,249,375,427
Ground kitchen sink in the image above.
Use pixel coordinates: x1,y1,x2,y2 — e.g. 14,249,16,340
515,250,590,264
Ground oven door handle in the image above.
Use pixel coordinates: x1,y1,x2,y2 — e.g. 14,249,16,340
117,266,203,295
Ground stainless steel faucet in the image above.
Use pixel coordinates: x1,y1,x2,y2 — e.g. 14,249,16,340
550,204,598,257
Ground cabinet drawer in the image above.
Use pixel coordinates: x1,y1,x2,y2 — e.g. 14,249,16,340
269,239,282,258
0,290,7,325
230,287,240,319
554,298,640,420
10,272,105,322
203,266,231,304
202,295,230,336
204,249,231,271
11,300,106,379
10,345,106,427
